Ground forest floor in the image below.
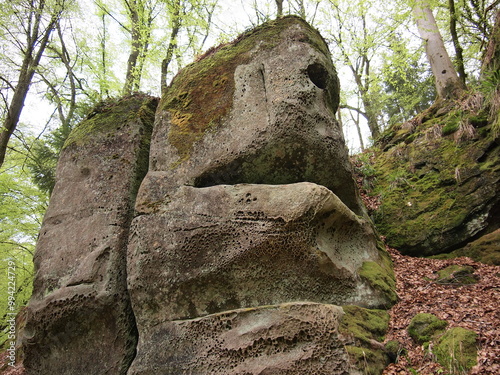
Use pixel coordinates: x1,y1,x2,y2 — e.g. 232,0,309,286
382,245,500,375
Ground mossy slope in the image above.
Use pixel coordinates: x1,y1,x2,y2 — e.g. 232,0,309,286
365,98,500,258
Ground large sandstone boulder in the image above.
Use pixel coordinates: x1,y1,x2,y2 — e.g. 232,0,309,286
128,16,395,374
21,95,158,374
144,16,364,215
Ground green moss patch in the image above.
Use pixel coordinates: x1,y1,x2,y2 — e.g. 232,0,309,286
359,260,398,306
435,327,478,373
435,265,478,285
367,96,500,256
161,15,329,165
431,229,500,265
407,313,448,344
340,305,391,374
64,94,158,150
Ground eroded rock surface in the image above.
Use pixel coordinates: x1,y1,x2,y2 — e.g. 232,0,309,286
128,303,349,375
21,95,158,374
22,16,395,375
128,16,395,374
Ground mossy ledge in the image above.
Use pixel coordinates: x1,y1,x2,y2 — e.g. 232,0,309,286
363,95,500,257
340,305,391,375
161,15,330,165
358,245,398,306
63,93,159,150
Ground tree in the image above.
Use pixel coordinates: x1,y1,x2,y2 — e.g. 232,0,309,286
0,139,47,347
324,0,387,139
481,8,500,74
448,0,466,85
381,33,436,125
412,0,465,100
122,0,161,94
275,0,284,17
0,0,68,169
160,0,218,93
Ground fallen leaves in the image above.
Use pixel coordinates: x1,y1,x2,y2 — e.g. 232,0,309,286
383,246,500,375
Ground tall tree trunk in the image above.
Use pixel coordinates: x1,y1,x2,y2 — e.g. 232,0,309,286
0,4,60,169
413,0,464,100
161,0,181,94
448,0,467,86
275,0,284,17
123,1,141,95
481,9,500,74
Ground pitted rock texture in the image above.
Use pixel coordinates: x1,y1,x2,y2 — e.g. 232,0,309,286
128,302,350,375
128,183,391,324
141,15,364,215
21,95,158,374
128,16,395,374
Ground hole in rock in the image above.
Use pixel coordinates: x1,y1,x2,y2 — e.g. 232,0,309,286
307,63,328,89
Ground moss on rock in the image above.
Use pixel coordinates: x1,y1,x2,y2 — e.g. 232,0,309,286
64,94,158,150
435,327,478,373
366,96,500,257
340,305,391,374
435,265,478,285
359,259,398,306
407,313,448,344
431,228,500,265
161,15,330,165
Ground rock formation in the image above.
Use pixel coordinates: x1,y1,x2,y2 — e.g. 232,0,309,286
22,16,396,375
128,16,395,374
366,99,499,261
21,95,158,374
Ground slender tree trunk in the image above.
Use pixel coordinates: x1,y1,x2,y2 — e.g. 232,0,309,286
123,1,141,95
349,108,365,151
448,0,467,86
481,9,500,74
0,5,60,168
275,0,283,17
161,1,181,94
413,0,464,100
100,13,109,98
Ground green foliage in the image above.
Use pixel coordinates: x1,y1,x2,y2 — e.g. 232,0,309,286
407,313,448,344
381,34,436,126
0,143,48,348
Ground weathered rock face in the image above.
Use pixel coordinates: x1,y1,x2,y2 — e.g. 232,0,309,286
366,100,500,259
129,302,350,374
21,95,158,374
127,16,395,374
144,16,364,215
22,16,396,375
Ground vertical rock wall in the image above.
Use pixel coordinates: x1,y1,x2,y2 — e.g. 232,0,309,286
22,95,158,374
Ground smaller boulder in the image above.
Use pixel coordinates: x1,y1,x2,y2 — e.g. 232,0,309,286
435,327,478,373
435,265,478,285
407,313,448,345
